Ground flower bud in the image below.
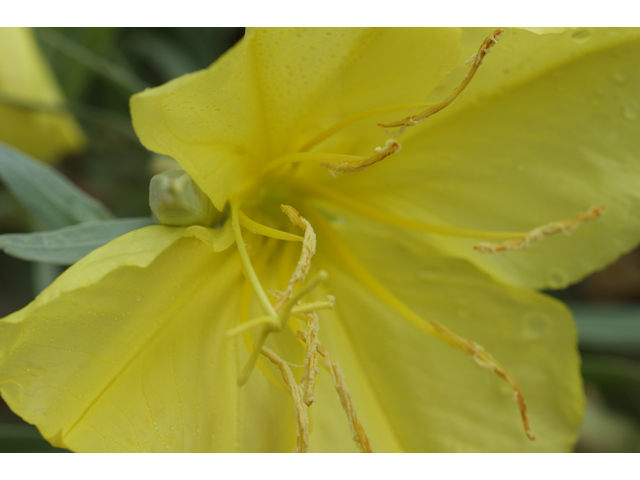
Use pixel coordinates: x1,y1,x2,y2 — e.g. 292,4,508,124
149,169,221,227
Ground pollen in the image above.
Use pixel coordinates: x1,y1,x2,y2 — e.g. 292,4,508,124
474,206,605,254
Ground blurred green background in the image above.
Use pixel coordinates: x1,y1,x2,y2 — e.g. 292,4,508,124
0,27,639,452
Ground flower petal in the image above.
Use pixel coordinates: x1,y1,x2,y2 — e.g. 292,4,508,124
307,212,583,452
322,32,640,289
0,28,85,162
423,28,640,126
130,28,461,209
0,225,293,452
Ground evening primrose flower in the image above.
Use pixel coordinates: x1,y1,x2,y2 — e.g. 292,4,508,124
0,27,85,162
2,28,640,452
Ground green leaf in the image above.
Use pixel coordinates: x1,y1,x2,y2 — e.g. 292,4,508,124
0,217,154,265
0,423,69,453
36,28,149,95
570,302,640,351
582,354,640,388
0,141,114,229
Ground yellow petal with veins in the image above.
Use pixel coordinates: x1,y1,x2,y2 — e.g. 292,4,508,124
307,210,582,452
131,28,461,210
0,225,294,452
422,27,640,126
322,32,640,289
0,28,85,162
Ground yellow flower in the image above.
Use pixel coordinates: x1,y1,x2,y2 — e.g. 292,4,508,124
0,27,85,162
2,27,640,452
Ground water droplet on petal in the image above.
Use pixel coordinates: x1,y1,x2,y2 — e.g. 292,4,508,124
623,101,639,121
498,382,512,396
524,312,550,340
613,71,628,84
571,29,591,44
546,268,569,289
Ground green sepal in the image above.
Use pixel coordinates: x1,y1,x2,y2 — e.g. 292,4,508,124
149,168,221,227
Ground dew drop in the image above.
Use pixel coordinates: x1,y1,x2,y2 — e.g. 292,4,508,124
571,29,591,44
546,268,569,289
524,312,549,340
623,101,639,121
613,70,628,84
136,294,143,303
498,382,512,396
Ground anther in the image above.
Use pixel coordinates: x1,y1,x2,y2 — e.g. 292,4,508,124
275,205,317,311
299,312,320,406
296,330,373,453
474,206,605,254
429,320,535,441
378,29,504,131
318,139,401,177
261,346,309,453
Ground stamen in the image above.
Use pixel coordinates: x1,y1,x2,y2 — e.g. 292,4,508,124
296,330,373,453
474,206,605,254
261,346,309,453
239,210,303,242
302,183,525,240
235,205,325,383
309,209,535,440
236,270,327,386
296,102,434,153
318,139,401,177
429,321,535,441
378,29,504,131
299,312,320,406
262,152,363,176
261,142,399,178
274,205,317,312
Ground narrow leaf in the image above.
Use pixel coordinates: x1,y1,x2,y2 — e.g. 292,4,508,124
0,424,69,453
570,302,640,351
0,141,114,229
0,217,154,265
